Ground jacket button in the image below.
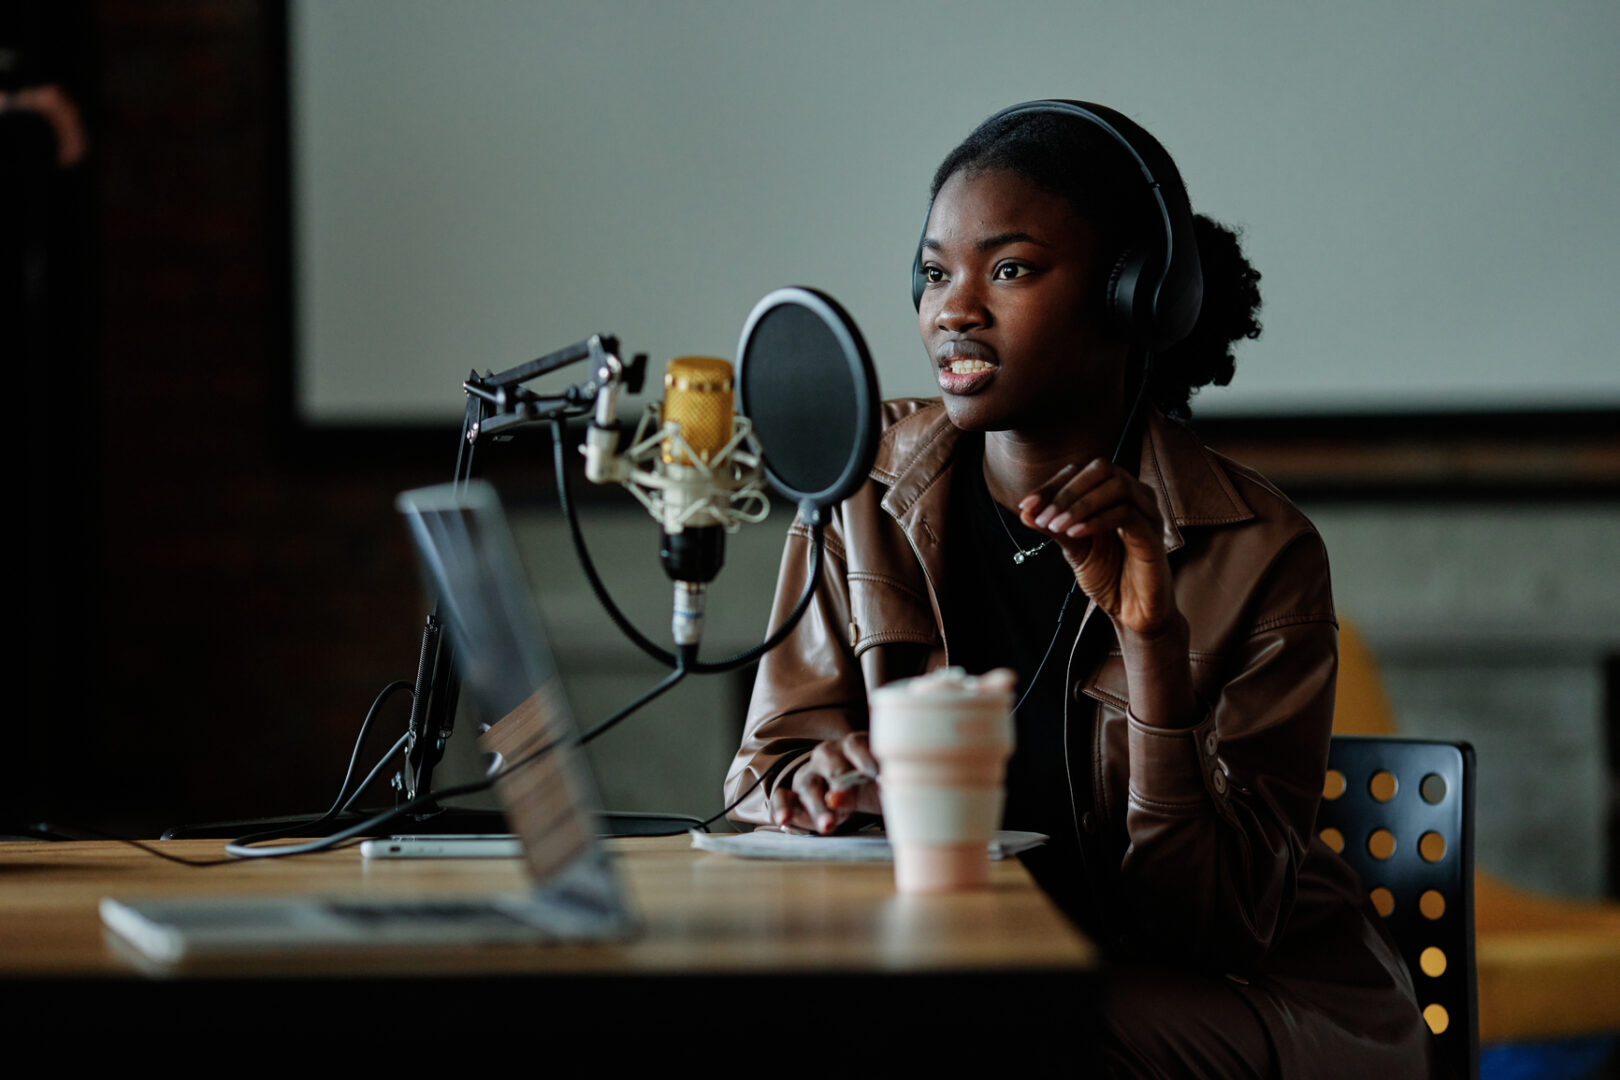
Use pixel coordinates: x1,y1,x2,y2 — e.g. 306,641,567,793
848,620,860,647
1211,768,1229,795
1081,811,1098,836
1073,681,1085,702
1204,731,1218,757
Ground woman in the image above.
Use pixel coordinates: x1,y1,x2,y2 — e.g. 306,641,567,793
725,101,1428,1077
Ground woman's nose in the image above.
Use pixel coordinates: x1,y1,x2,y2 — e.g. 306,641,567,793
934,277,989,333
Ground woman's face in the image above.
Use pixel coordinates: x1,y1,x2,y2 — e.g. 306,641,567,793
917,167,1125,435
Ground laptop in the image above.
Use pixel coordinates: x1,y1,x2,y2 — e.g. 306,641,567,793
100,481,634,962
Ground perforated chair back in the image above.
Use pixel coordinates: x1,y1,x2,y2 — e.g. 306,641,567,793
1317,735,1478,1079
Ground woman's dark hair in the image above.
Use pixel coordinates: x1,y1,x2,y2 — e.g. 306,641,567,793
930,109,1261,422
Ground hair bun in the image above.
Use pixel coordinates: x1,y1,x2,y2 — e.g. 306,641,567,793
1150,214,1261,422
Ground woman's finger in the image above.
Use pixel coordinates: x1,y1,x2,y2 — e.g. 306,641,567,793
838,732,880,777
792,765,839,834
1029,459,1111,507
1035,466,1162,535
1035,472,1133,533
1064,503,1150,543
1018,463,1079,514
1074,492,1164,559
826,772,882,814
771,787,806,829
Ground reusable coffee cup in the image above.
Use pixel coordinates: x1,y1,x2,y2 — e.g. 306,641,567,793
869,667,1016,893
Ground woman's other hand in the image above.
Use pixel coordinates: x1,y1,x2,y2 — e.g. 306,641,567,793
1020,460,1176,635
769,733,882,834
1021,459,1197,727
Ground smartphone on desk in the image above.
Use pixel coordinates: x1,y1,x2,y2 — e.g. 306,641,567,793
359,835,523,859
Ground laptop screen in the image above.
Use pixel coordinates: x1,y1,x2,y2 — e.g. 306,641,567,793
397,481,623,906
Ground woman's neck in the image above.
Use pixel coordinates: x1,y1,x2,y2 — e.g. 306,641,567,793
979,405,1131,509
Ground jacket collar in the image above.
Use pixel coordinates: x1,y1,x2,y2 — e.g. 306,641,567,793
1135,406,1254,552
871,400,1254,555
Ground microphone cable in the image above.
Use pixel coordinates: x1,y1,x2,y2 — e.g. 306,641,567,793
313,680,413,820
222,653,693,860
630,757,777,836
209,679,414,854
550,417,825,675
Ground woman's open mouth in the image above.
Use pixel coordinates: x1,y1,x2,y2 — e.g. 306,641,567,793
937,355,998,395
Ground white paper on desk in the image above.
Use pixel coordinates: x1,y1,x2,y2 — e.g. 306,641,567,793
690,829,1046,861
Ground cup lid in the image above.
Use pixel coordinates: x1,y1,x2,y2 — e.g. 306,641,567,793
870,666,1016,707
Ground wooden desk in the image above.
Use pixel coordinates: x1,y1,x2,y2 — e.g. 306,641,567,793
0,836,1096,1030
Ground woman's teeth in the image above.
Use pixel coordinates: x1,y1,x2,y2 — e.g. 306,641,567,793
949,359,994,374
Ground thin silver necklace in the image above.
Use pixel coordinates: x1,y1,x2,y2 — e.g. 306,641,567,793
987,362,1151,567
992,502,1053,565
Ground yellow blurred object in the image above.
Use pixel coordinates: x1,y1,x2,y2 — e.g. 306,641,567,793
1333,618,1620,1044
1334,620,1398,736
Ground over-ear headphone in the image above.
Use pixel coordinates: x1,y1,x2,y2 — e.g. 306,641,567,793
910,100,1203,353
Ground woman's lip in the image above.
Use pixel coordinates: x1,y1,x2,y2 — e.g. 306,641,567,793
937,363,997,396
936,340,997,364
934,339,998,394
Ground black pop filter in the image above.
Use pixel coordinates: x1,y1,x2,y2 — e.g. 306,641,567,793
736,287,880,520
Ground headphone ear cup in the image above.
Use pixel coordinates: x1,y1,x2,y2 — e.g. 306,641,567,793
1105,247,1149,342
911,203,935,311
911,242,927,310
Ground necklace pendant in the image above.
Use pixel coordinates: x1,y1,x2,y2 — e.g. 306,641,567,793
993,497,1051,567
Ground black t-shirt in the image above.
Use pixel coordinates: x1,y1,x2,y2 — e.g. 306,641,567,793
941,437,1096,928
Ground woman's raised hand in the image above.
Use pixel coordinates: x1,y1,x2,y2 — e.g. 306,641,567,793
1021,458,1198,727
769,732,883,834
1019,459,1177,637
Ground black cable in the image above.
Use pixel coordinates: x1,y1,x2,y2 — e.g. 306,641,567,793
576,649,692,746
591,747,783,839
552,417,677,667
688,520,823,674
224,656,694,860
22,822,242,866
694,765,770,833
328,681,413,815
339,733,409,814
1013,582,1080,718
223,681,413,851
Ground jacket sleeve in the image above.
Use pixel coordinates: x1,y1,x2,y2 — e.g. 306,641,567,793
1114,529,1337,972
723,515,868,825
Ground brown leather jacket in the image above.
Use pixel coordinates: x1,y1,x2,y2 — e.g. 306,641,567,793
726,399,1428,1074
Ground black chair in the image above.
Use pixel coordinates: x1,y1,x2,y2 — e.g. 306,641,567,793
1316,735,1478,1080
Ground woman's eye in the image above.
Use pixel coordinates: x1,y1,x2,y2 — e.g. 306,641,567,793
922,265,947,284
994,262,1031,280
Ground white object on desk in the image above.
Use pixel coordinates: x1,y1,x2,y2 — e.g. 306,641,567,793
359,834,523,859
691,828,1045,862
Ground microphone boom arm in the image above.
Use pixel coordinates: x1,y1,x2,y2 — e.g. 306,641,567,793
399,333,642,806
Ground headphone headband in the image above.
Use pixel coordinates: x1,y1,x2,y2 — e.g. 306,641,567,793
911,99,1203,352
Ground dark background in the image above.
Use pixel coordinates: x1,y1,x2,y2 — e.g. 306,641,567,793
11,1,441,835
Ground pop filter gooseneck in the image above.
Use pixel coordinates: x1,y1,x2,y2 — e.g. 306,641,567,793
737,287,880,525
